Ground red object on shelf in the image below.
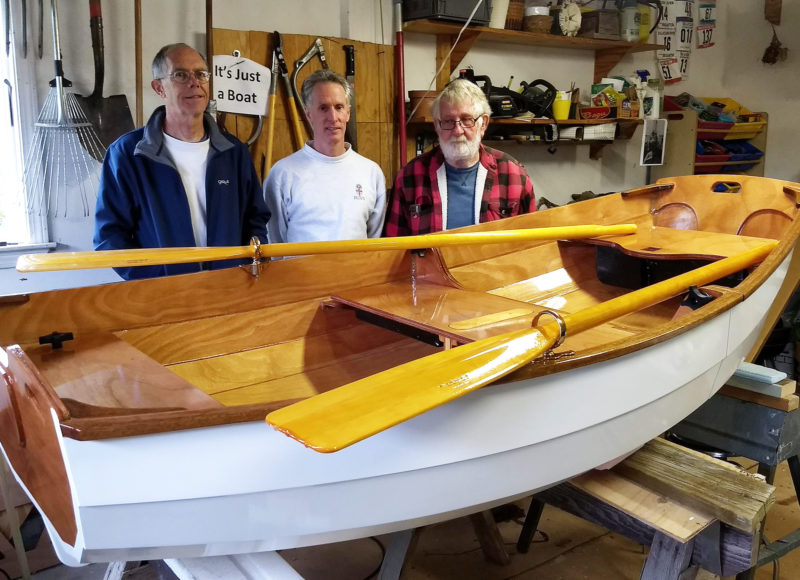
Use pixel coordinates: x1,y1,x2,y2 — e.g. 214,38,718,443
579,106,614,120
695,140,732,173
697,120,734,140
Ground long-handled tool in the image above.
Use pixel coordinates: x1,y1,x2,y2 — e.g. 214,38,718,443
22,0,26,57
263,46,279,175
17,224,637,272
23,0,105,217
4,0,9,56
394,0,407,165
343,44,357,151
266,241,778,452
4,78,12,126
291,37,328,135
37,0,42,58
77,0,134,155
274,31,305,150
134,0,142,126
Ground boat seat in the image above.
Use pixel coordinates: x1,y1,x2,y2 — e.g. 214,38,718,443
582,225,775,261
21,332,222,414
331,282,549,347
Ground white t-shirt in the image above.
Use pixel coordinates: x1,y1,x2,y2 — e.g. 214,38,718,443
163,132,211,247
263,143,387,244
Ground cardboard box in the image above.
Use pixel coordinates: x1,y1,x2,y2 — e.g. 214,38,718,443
579,106,616,120
619,99,640,118
578,9,621,40
580,99,639,120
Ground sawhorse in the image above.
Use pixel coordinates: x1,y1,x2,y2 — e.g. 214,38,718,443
670,387,800,578
516,437,775,579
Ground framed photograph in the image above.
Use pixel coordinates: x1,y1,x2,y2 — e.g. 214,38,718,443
641,119,667,166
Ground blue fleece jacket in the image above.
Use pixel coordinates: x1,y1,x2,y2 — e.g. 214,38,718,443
94,106,270,280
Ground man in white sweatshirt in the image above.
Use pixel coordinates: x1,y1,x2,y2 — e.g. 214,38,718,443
263,70,386,243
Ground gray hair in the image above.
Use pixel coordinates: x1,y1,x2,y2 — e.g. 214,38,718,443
432,78,492,119
152,43,208,79
301,69,352,109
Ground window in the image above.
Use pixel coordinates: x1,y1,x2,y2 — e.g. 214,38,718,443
0,27,49,248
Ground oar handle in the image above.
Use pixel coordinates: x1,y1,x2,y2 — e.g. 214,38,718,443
16,246,255,273
17,225,636,273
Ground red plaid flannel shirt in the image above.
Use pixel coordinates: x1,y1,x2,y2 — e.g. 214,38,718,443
383,145,535,236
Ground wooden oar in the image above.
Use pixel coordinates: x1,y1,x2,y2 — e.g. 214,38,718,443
16,224,636,272
266,242,778,453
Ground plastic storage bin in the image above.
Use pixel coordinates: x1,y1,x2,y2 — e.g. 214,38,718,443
696,120,734,140
720,140,764,172
695,140,731,173
702,98,766,140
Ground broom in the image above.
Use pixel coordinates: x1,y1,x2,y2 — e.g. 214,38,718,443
24,0,106,218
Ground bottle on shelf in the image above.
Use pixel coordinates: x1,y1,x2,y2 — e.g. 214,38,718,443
620,0,640,42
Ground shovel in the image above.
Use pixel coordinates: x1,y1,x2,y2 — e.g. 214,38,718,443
77,0,134,158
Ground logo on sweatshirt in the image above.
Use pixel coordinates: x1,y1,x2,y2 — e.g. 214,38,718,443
218,179,230,185
353,184,365,201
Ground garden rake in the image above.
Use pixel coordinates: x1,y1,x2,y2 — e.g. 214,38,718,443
24,0,106,218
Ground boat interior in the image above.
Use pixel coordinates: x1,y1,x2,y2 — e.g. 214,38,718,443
2,176,800,440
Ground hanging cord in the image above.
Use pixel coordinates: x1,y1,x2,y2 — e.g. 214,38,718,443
641,0,663,34
405,0,486,124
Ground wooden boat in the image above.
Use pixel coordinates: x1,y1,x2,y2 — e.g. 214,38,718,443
1,174,799,567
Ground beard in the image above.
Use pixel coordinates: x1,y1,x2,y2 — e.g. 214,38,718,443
439,132,481,165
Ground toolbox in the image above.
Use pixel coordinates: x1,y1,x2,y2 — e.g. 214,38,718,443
402,0,492,25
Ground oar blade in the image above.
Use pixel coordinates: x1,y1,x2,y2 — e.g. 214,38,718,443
266,326,558,452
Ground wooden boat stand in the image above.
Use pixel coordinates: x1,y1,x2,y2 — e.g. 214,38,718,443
0,456,61,579
515,437,775,579
670,383,800,578
370,437,777,580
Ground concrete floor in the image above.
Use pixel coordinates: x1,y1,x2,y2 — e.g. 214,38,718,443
23,457,800,579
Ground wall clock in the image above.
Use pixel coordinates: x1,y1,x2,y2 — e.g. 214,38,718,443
559,1,582,37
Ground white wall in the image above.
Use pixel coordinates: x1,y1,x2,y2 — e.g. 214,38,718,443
31,0,799,198
3,0,797,294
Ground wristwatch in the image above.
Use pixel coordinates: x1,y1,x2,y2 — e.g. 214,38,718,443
559,2,582,37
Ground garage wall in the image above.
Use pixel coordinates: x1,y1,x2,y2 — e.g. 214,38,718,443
2,0,796,294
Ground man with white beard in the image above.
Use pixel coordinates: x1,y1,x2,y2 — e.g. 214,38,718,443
384,79,535,236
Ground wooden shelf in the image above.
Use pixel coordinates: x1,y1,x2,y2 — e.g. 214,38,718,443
407,117,641,161
695,160,764,168
408,117,643,127
403,19,661,86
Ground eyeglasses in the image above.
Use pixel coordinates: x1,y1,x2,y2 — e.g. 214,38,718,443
437,117,480,130
159,70,212,84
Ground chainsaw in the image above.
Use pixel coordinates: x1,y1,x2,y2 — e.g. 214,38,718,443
458,69,558,121
458,69,523,119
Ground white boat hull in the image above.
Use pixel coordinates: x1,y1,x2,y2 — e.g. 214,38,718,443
5,249,786,567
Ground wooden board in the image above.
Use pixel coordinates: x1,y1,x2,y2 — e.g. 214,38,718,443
612,438,775,534
212,29,396,183
718,385,800,412
570,470,713,542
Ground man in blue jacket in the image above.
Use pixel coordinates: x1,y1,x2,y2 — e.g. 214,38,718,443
94,43,269,280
